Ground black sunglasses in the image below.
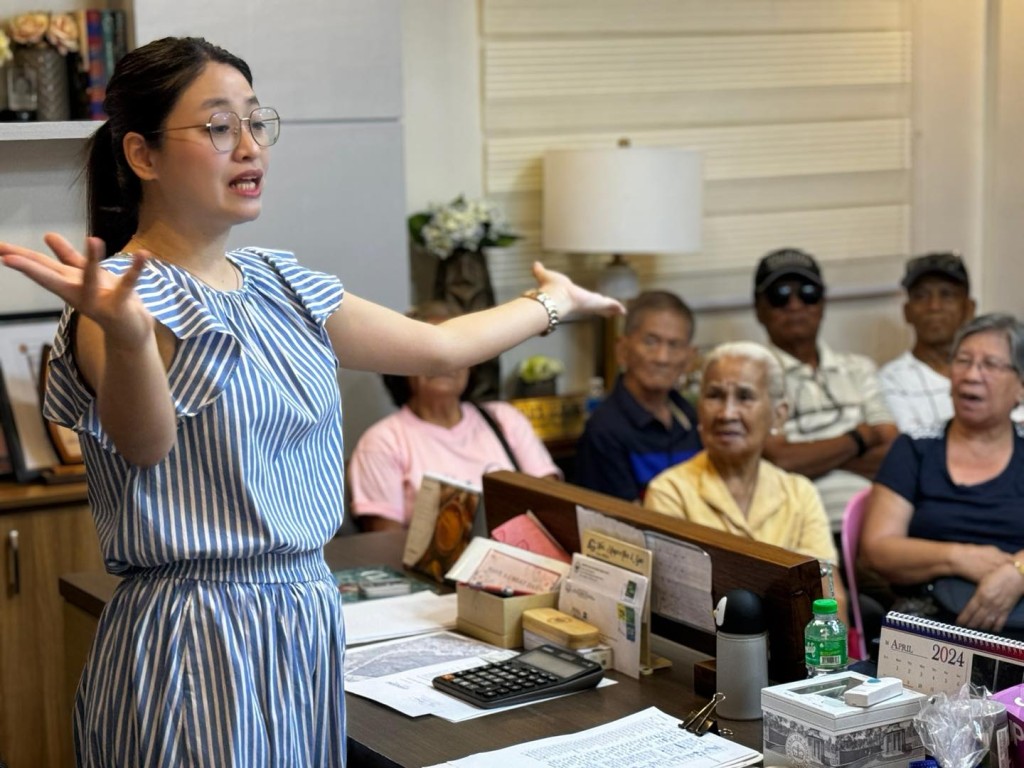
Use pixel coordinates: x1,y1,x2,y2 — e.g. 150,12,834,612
762,282,824,309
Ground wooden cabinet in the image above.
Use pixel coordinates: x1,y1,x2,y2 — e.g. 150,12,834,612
0,482,102,768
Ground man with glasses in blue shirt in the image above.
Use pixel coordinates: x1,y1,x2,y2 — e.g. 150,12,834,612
753,248,898,533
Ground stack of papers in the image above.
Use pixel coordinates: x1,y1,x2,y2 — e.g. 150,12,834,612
424,706,763,768
343,591,457,645
344,631,614,722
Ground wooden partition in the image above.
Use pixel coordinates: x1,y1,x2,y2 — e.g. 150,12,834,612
482,471,822,682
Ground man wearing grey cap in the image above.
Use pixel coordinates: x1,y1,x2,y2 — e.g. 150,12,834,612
878,253,976,434
753,248,898,532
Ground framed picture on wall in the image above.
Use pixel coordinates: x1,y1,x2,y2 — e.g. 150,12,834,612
0,311,65,482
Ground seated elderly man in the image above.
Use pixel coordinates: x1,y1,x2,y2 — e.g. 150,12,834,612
574,290,701,502
644,341,847,620
753,247,898,534
879,252,976,434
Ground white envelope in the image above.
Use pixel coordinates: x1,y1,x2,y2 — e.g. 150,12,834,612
558,553,648,678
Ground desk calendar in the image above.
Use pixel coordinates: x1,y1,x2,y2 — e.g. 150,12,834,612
877,612,1024,695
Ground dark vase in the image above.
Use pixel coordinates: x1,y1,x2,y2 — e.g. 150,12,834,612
433,248,496,313
434,248,500,401
14,46,69,121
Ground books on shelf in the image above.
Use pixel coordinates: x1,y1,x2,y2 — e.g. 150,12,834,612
74,8,129,120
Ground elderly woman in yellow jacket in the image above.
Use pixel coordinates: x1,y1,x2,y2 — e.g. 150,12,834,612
645,341,847,618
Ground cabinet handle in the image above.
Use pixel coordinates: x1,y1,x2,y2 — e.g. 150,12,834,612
7,529,19,595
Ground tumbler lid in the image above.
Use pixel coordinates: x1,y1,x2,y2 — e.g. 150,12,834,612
714,589,766,634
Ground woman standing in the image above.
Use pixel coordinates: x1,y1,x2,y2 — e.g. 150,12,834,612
862,313,1024,637
0,37,621,767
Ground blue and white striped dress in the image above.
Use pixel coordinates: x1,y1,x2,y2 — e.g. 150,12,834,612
44,247,348,767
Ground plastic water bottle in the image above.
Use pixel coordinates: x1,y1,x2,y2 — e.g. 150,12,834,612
585,376,605,416
804,598,848,677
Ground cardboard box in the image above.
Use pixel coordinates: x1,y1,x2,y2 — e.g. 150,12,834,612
455,585,557,648
762,671,927,768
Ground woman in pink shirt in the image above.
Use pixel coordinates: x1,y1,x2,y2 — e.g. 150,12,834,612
349,302,561,530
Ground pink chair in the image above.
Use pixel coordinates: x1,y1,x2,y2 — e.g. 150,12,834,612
841,487,872,660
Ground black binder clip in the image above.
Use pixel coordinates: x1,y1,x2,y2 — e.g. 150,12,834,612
680,692,725,736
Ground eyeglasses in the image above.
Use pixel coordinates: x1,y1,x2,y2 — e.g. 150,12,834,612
950,355,1018,378
151,107,280,153
762,281,824,309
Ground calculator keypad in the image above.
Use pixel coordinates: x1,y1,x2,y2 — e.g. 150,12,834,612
432,650,603,709
440,662,560,701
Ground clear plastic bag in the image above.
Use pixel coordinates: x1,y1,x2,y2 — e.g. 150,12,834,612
913,683,1003,768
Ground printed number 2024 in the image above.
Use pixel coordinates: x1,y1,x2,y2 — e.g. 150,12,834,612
932,644,965,667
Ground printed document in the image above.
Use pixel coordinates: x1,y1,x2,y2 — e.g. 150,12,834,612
343,591,457,645
424,706,762,768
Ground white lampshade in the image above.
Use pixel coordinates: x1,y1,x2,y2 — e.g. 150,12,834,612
542,146,703,255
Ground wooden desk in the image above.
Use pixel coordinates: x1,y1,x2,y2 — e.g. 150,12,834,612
61,531,762,767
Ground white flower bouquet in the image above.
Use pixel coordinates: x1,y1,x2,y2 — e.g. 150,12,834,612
408,196,519,260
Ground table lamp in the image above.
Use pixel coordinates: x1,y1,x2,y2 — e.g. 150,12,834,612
542,141,703,385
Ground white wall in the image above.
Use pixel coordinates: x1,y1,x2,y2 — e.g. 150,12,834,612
401,0,482,213
981,0,1024,316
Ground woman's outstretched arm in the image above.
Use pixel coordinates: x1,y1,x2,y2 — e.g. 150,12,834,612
1,234,177,466
328,261,624,375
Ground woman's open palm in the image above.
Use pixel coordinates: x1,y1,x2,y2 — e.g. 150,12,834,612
0,234,153,348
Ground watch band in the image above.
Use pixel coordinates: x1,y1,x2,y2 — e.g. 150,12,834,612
846,428,868,458
522,290,559,336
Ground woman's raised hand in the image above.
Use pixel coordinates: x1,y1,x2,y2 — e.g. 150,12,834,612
0,234,154,348
530,261,626,321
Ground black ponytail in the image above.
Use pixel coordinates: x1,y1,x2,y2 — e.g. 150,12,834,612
85,121,139,255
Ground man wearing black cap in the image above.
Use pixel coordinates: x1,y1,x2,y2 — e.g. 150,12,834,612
878,253,975,434
753,247,898,532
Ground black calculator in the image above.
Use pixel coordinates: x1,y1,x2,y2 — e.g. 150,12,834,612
432,644,604,709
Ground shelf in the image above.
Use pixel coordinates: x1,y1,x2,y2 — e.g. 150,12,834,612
0,121,102,141
0,479,88,512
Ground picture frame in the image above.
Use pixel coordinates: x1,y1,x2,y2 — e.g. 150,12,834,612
0,311,66,482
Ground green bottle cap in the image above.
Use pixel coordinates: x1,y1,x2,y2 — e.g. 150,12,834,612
813,598,838,614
